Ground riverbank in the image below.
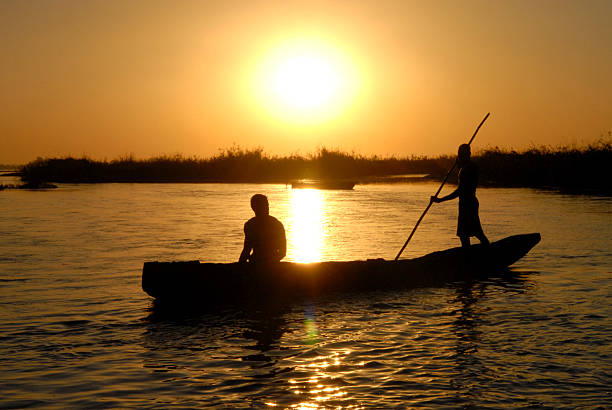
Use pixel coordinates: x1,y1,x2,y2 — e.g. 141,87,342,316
477,143,611,194
16,142,612,194
18,147,452,184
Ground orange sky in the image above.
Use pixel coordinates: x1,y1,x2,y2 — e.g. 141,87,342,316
1,0,610,164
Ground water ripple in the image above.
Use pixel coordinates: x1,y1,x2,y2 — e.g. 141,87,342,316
1,184,611,407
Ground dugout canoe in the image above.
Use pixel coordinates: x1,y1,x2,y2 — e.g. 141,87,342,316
142,233,540,301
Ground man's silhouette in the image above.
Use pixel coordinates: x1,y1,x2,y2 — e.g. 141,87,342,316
431,144,489,247
239,194,286,263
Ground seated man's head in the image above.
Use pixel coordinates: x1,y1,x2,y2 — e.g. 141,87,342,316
250,194,269,217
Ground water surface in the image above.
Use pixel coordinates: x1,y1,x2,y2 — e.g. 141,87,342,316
1,181,610,408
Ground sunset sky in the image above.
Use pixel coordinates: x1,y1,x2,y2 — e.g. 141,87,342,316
1,0,610,164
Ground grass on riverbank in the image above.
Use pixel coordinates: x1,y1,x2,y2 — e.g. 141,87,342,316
477,140,611,193
20,146,452,184
18,140,612,194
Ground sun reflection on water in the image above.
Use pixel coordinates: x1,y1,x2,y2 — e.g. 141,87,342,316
286,349,357,409
286,189,327,263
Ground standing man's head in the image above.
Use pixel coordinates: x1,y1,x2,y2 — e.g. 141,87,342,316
457,144,471,166
250,194,269,217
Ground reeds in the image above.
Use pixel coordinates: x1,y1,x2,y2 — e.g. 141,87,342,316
19,146,451,184
475,139,612,194
18,140,612,194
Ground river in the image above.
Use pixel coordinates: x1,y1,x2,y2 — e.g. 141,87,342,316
1,179,610,408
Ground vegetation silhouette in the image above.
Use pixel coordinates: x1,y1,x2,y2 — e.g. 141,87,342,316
16,139,612,194
19,146,449,184
475,139,611,194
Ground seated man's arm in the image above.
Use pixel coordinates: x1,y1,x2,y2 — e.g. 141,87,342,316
277,224,287,261
239,225,252,263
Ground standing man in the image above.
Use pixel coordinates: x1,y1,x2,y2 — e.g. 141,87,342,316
239,194,286,264
431,144,489,247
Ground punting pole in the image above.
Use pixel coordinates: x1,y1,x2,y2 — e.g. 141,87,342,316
394,112,490,261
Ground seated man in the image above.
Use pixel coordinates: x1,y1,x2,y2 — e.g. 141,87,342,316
239,194,286,264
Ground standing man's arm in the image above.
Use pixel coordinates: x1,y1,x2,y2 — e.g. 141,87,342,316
432,188,459,203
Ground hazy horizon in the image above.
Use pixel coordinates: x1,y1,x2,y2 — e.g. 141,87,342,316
2,0,611,163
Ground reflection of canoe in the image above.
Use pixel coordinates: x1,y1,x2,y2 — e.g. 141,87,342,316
290,180,355,190
142,233,540,301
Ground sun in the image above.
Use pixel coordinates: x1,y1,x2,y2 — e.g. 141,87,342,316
252,38,359,124
270,54,341,111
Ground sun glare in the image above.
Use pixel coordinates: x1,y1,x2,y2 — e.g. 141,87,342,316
252,38,359,124
287,189,327,263
270,55,340,110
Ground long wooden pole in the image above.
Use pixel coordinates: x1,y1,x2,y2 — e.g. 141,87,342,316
394,112,490,261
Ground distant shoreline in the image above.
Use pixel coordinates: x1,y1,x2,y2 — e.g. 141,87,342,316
10,143,612,195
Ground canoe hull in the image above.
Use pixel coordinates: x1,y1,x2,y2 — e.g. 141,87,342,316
142,233,541,301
